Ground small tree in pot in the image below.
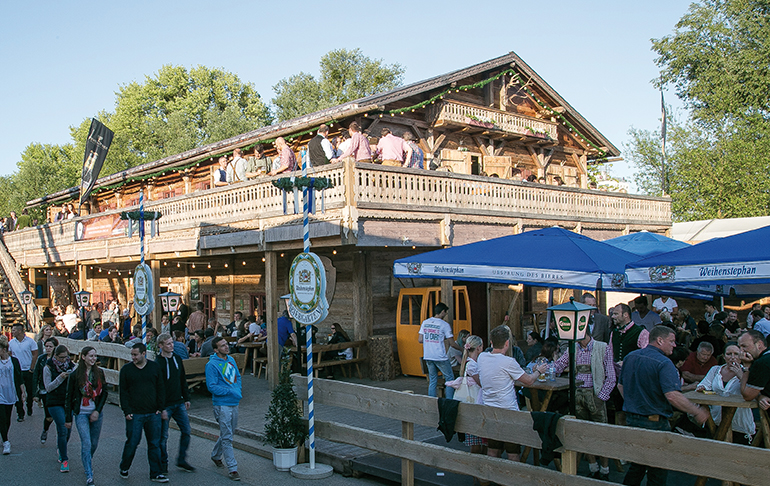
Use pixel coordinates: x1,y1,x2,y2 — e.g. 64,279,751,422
263,354,307,470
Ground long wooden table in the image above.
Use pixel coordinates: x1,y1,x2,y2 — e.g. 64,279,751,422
684,390,769,486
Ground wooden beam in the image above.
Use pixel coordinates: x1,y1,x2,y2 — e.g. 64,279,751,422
315,421,596,486
494,140,507,156
474,136,489,156
265,251,279,390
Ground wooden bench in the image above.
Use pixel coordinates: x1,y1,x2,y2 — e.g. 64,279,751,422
312,341,367,379
183,353,247,392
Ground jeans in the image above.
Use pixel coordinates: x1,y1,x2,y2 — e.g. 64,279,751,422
160,402,191,468
75,411,103,481
120,412,162,478
15,370,34,418
426,359,455,399
623,414,671,486
48,405,71,462
212,405,239,472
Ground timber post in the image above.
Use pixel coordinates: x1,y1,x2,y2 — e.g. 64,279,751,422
265,251,279,389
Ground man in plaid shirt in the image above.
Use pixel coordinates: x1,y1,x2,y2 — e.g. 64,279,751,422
553,331,616,480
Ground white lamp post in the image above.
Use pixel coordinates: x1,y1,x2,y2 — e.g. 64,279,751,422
547,296,594,416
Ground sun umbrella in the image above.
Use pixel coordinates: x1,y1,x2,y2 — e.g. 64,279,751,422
393,227,637,291
626,225,770,293
604,231,690,258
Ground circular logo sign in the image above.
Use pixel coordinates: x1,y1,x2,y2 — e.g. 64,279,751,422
289,252,329,325
133,263,154,316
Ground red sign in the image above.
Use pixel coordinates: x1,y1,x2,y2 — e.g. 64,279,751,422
74,214,128,241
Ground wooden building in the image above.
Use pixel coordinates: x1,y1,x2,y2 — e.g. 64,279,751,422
2,52,671,386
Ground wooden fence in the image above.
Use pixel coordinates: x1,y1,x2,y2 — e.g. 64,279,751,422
57,337,155,386
292,376,769,486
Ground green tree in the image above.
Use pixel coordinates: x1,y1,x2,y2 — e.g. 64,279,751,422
626,116,770,221
111,64,272,161
272,48,405,121
652,0,770,128
627,0,770,220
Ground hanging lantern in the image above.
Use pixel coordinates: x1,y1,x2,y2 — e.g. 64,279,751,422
158,291,182,313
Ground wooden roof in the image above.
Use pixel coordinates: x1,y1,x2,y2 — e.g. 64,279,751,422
29,51,619,206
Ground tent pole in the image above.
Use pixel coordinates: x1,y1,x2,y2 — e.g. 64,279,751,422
545,288,553,338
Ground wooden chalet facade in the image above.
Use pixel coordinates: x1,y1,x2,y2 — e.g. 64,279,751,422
3,52,671,385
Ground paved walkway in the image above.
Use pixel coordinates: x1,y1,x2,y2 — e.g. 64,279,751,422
0,397,386,486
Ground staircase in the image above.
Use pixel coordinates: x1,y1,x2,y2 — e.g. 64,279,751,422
0,237,37,333
0,275,27,330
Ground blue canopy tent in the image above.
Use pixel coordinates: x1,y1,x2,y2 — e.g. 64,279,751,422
626,225,770,295
393,227,637,291
393,227,715,302
604,231,690,258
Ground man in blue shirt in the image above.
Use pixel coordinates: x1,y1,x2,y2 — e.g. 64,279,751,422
619,325,709,486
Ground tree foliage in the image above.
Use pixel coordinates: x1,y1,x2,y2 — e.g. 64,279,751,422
652,0,770,128
626,115,770,221
272,48,405,121
112,65,272,161
628,0,770,220
1,64,271,217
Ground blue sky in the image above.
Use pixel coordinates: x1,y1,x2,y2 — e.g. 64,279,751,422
0,0,691,186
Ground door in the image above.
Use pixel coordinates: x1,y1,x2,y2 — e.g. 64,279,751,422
202,293,216,322
396,286,472,377
396,289,429,377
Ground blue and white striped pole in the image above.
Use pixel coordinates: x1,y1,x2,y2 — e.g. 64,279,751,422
301,149,316,469
139,188,146,345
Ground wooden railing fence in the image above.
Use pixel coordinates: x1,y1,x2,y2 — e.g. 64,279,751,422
292,376,769,486
3,162,671,257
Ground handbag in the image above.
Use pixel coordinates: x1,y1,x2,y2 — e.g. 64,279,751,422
453,357,481,403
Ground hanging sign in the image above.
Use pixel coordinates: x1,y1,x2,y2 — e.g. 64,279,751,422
133,263,154,316
288,252,329,324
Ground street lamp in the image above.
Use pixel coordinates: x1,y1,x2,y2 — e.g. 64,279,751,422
74,290,91,341
159,291,182,315
548,296,594,416
19,289,33,331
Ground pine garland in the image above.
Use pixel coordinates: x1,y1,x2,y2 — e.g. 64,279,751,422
272,177,334,191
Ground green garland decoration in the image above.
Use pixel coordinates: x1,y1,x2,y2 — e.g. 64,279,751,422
272,177,335,191
119,210,163,221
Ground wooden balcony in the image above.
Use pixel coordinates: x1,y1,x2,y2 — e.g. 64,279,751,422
3,162,671,266
427,100,558,140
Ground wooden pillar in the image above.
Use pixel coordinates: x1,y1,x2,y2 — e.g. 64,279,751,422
265,251,280,390
440,279,454,327
183,170,192,194
78,265,88,293
151,259,161,329
229,256,235,323
401,420,414,486
352,251,372,341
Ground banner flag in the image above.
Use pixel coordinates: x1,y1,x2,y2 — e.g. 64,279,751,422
80,118,114,206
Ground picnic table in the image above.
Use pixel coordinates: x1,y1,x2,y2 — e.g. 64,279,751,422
684,390,770,486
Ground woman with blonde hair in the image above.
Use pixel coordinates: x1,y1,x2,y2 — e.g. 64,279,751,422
459,335,485,453
0,336,25,454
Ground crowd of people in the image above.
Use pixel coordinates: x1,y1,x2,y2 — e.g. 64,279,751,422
420,295,770,485
0,293,262,484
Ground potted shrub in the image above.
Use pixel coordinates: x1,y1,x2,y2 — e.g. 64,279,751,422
263,355,307,471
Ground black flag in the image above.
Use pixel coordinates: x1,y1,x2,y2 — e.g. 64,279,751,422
80,118,114,206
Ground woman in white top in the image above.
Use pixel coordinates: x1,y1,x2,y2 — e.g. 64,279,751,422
461,335,484,454
0,336,25,455
696,344,756,443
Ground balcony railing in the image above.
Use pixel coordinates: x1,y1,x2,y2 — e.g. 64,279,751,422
427,100,558,139
2,162,670,258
